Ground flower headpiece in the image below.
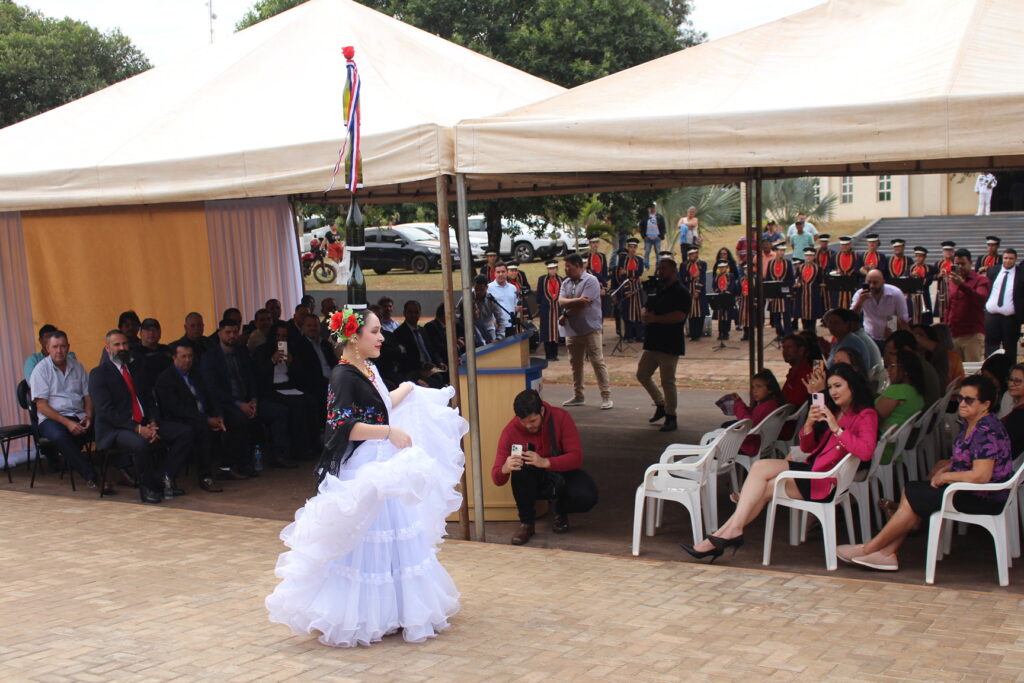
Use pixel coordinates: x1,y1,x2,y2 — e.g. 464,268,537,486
328,307,364,344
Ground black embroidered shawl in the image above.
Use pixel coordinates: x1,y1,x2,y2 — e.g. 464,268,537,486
315,362,389,483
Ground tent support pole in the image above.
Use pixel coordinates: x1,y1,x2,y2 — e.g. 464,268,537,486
755,171,765,371
435,175,471,541
455,173,486,541
743,182,755,383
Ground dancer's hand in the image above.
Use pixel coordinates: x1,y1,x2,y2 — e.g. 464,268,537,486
388,427,413,449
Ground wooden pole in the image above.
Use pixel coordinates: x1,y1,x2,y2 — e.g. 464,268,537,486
744,182,755,383
755,172,765,371
435,175,471,541
455,173,486,541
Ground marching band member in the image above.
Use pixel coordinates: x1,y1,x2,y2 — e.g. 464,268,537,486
617,238,645,342
766,241,794,340
886,238,910,283
792,246,825,332
536,261,563,361
859,233,888,280
815,234,834,309
479,250,500,282
681,247,708,342
934,240,956,321
737,261,753,341
976,235,1001,272
711,260,738,341
909,246,934,325
831,235,861,310
585,237,609,288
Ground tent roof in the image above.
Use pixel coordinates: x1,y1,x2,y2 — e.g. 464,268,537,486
0,0,563,211
454,0,1024,197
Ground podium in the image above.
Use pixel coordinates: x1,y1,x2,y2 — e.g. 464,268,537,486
453,332,547,521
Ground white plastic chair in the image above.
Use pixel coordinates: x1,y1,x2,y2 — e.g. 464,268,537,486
925,460,1024,587
911,399,944,476
895,408,932,485
869,410,921,522
733,403,793,490
848,424,899,543
773,402,808,460
632,420,751,555
868,362,888,395
762,454,860,570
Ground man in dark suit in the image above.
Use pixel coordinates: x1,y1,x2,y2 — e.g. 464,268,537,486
984,248,1024,364
395,300,447,387
291,313,334,402
201,318,296,474
253,321,323,461
423,302,462,367
90,330,193,503
155,342,226,492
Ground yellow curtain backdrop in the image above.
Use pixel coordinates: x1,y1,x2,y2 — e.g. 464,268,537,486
21,203,216,368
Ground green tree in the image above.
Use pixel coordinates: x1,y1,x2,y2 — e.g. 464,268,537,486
761,178,837,228
659,185,742,243
0,1,150,128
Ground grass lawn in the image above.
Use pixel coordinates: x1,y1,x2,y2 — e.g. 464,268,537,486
304,219,872,292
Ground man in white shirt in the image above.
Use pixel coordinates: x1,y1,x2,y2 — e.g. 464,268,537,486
28,330,103,490
851,269,910,346
487,262,519,340
984,248,1023,364
975,172,997,216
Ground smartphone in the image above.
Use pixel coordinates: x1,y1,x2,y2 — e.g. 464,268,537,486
277,340,288,354
811,392,825,410
510,444,523,458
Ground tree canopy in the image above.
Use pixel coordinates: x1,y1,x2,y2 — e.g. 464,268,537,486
0,0,151,129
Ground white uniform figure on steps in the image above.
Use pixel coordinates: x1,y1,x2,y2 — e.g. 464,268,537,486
975,172,997,216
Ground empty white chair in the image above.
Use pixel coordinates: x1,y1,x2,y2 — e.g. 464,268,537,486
869,410,921,523
925,461,1024,587
910,399,944,477
733,403,793,489
848,424,899,543
632,420,751,555
762,454,860,570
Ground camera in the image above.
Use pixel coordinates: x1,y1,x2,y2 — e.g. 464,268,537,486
641,275,660,297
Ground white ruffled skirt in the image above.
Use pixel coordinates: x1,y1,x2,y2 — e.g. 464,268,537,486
265,385,468,647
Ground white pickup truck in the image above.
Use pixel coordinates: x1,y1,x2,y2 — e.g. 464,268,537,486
467,214,582,262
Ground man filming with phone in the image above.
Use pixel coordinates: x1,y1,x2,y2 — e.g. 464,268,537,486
851,269,909,350
492,389,598,546
946,248,991,361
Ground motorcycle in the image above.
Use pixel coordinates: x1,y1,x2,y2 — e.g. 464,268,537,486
301,241,337,284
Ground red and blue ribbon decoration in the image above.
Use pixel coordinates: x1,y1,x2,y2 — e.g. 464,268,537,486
327,45,362,193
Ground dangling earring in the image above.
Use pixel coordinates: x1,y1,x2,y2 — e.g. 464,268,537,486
353,344,361,363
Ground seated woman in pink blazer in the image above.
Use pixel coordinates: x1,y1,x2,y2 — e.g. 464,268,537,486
682,363,878,563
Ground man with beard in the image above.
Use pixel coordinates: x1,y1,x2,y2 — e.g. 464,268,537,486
90,330,193,503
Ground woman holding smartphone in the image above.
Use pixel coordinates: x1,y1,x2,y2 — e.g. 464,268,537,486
682,364,878,562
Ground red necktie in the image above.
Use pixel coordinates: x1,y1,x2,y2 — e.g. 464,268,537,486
120,365,144,423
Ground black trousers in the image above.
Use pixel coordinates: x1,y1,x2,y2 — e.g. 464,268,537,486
221,402,291,469
984,312,1020,364
510,467,598,524
263,391,321,460
543,341,559,360
161,417,215,481
108,421,192,489
687,317,704,340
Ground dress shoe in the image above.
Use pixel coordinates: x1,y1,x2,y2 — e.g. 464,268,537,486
139,487,162,504
511,523,535,545
217,467,249,481
648,405,666,423
86,480,117,495
659,415,678,432
162,473,185,499
552,514,569,534
199,477,223,493
270,458,299,469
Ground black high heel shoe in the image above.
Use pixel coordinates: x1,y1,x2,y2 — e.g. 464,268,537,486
708,534,745,556
680,542,725,563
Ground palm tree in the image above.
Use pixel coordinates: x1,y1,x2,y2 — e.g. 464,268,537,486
659,184,741,243
761,178,837,227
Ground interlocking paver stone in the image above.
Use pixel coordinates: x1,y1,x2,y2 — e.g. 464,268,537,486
2,489,1023,682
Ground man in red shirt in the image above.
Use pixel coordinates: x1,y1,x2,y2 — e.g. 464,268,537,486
780,333,813,406
946,248,992,362
493,390,598,546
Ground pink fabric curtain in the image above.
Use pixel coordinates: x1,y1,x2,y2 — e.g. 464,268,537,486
204,197,303,320
0,211,35,427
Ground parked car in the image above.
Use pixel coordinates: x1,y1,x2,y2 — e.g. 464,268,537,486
399,222,488,260
467,214,577,262
362,225,482,275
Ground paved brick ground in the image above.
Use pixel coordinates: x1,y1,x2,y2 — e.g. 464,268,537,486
2,489,1023,682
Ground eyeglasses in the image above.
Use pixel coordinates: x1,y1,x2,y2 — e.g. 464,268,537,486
956,395,979,405
1009,377,1024,385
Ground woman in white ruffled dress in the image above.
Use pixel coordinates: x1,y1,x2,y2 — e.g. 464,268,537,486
265,308,467,647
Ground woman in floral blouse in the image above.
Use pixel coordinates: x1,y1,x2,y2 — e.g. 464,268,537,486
839,374,1015,572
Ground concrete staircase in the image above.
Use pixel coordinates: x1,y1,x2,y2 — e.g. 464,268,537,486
851,214,1024,258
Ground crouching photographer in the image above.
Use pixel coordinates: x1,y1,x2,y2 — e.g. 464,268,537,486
492,389,598,546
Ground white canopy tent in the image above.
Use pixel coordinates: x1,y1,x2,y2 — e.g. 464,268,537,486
0,0,563,211
454,0,1024,195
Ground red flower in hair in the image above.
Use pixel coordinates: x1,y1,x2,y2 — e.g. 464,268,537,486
343,315,359,338
329,311,345,332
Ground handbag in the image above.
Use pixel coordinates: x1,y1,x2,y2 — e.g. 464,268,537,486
538,413,566,500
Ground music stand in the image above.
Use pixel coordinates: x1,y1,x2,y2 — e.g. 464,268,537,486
764,281,789,349
892,277,923,295
827,273,860,293
608,278,637,356
707,292,738,351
